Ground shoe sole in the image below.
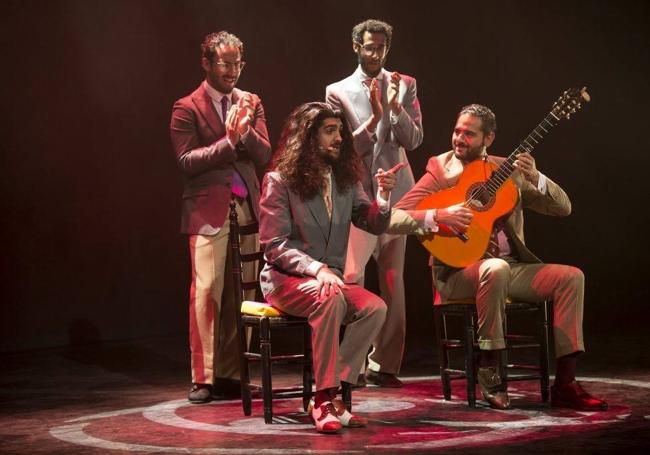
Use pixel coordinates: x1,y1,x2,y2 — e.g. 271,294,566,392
309,415,342,433
551,398,608,411
316,426,342,434
367,381,403,388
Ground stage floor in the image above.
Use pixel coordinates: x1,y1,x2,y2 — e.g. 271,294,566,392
2,333,650,454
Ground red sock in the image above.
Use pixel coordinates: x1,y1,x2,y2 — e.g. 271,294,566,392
555,353,579,385
314,388,337,408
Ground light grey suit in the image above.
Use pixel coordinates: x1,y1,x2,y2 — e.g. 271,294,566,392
259,171,389,390
326,67,423,375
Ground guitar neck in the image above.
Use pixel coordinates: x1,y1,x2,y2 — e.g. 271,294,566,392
485,111,561,194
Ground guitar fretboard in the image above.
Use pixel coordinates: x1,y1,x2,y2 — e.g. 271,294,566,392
483,112,561,196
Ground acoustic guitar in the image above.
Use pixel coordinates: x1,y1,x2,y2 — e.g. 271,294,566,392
416,87,590,268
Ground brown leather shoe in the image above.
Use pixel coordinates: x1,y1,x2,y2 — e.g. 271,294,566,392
551,381,608,410
477,367,510,409
365,370,403,388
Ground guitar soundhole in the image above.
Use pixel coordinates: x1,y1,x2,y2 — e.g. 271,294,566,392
465,183,495,212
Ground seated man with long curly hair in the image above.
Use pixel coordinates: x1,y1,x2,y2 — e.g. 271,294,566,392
258,102,401,433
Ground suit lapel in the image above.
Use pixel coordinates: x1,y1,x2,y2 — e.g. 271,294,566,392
346,69,372,128
331,177,347,226
306,193,331,242
375,69,391,151
192,84,223,138
231,88,241,107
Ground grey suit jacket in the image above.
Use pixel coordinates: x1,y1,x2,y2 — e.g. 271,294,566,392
326,67,423,204
258,171,390,296
170,83,272,234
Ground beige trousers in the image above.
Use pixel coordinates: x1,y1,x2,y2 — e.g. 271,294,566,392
434,258,584,358
344,225,407,375
265,277,387,391
188,198,257,384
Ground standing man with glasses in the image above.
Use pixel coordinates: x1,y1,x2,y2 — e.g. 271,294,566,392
170,31,271,403
326,19,423,387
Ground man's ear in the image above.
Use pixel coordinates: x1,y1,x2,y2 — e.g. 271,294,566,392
352,42,360,53
201,57,210,72
484,131,496,148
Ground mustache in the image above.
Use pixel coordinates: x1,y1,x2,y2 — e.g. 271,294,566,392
319,144,341,152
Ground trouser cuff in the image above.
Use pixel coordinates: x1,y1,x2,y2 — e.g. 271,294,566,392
478,338,506,350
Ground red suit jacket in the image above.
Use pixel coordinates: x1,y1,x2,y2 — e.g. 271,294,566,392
170,83,272,234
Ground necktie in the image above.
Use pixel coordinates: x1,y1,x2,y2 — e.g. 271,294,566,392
484,219,511,259
221,96,249,199
485,227,501,259
323,174,332,219
363,78,382,96
220,96,229,123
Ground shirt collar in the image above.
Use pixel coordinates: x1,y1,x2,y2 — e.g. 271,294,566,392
357,65,384,82
203,80,232,104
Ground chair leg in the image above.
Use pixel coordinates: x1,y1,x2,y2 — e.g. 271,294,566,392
539,301,551,403
260,317,273,423
501,312,509,386
341,382,352,412
237,320,252,416
434,307,452,400
302,324,313,412
464,306,477,408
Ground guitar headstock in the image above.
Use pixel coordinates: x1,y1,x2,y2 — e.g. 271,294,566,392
551,87,590,121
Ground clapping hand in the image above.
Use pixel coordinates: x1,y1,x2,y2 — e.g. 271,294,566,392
236,94,254,135
225,94,255,146
387,72,402,114
368,78,383,130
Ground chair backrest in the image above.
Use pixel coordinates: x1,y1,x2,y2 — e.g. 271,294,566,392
228,200,265,306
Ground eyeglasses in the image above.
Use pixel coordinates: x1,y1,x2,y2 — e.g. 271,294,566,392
356,43,387,57
212,60,246,72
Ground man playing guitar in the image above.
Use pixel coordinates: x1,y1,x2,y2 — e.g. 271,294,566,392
389,103,607,411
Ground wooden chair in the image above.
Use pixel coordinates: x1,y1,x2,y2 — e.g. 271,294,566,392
434,297,551,407
228,201,351,423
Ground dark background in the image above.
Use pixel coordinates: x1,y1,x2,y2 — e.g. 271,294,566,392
1,0,648,354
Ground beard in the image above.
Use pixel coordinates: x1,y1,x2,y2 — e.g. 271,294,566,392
454,143,484,162
358,54,384,77
323,150,340,166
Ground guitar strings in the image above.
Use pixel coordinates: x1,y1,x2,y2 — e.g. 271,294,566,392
464,114,557,207
451,90,581,244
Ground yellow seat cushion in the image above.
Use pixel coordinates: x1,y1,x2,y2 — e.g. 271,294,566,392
240,300,283,317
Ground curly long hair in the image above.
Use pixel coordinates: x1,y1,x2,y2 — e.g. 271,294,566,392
270,102,362,201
